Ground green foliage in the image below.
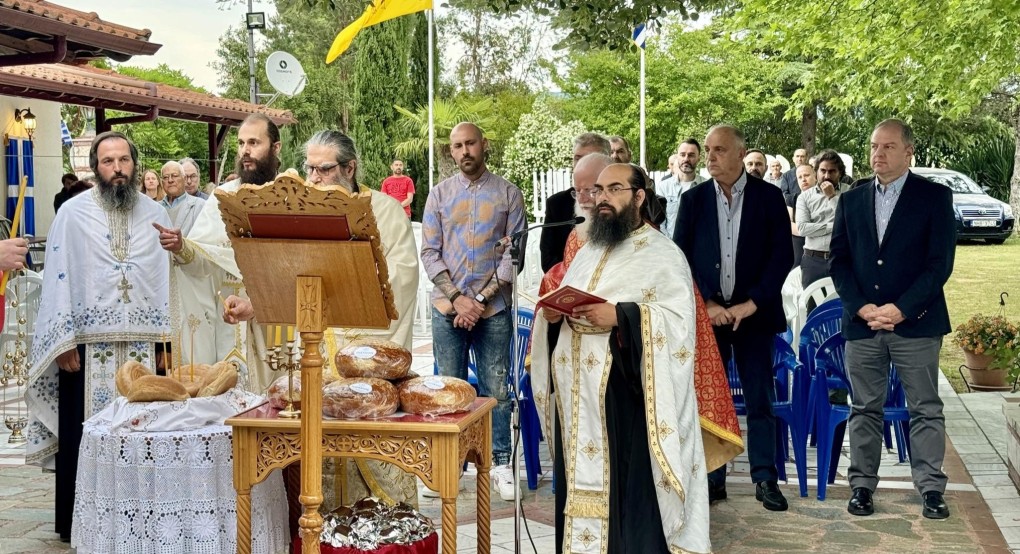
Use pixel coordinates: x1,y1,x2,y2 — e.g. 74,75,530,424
107,64,212,177
551,25,788,170
499,98,586,215
485,0,726,51
351,17,416,189
949,130,1017,203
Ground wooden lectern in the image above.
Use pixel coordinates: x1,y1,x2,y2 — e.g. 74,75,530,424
220,176,396,554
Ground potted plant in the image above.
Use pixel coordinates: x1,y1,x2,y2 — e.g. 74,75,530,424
952,313,1020,390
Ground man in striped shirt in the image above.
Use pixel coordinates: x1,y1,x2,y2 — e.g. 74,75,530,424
421,122,527,501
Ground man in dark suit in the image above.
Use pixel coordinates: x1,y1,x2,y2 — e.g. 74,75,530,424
829,118,956,520
674,124,793,511
539,132,611,271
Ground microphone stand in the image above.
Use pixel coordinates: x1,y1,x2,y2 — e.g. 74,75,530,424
507,231,525,554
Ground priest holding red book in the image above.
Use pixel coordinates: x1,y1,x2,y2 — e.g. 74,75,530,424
531,163,743,554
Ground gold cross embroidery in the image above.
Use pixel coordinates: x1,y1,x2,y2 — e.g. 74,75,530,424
642,287,657,302
652,330,667,350
555,353,569,370
672,346,692,365
633,237,649,252
657,420,675,438
582,352,600,373
657,475,673,493
578,528,596,548
581,440,600,460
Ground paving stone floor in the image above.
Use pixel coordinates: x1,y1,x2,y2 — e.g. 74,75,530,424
0,334,1017,553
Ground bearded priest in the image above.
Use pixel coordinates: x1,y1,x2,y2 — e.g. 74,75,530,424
26,131,171,542
531,163,736,554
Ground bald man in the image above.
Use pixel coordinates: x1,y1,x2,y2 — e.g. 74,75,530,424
674,124,793,512
420,122,527,502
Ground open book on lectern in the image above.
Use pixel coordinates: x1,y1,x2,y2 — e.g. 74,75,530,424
214,173,397,329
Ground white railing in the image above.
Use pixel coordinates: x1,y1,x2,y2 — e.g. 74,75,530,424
532,167,673,222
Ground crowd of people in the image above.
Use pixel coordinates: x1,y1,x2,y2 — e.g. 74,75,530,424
19,113,955,553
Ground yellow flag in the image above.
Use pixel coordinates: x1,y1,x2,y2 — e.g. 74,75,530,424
326,0,433,63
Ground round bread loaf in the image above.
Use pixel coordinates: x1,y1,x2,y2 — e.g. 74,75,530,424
398,375,476,416
126,375,190,402
268,374,301,410
197,361,239,397
169,364,215,397
116,361,153,397
335,338,412,380
322,377,399,419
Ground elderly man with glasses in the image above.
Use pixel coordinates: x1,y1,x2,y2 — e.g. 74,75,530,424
159,160,205,236
180,157,209,199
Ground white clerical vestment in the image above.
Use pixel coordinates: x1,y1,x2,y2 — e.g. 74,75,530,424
174,179,268,391
26,190,171,468
531,224,710,554
176,180,419,394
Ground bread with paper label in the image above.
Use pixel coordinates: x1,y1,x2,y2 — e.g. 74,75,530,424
322,377,399,419
335,338,412,380
398,375,476,415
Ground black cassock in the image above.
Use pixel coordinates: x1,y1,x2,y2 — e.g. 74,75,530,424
553,303,670,554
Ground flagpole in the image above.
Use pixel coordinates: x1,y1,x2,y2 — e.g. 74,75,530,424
427,9,435,191
639,45,646,168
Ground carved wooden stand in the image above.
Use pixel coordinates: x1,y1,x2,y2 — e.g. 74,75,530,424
295,276,325,553
228,393,495,554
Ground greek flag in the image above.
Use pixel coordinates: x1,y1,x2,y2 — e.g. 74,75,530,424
4,138,35,237
60,120,73,147
632,23,647,49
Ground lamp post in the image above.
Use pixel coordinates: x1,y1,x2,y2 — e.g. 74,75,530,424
245,4,266,105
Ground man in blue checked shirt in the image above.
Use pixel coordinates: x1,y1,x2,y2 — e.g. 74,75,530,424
420,122,526,502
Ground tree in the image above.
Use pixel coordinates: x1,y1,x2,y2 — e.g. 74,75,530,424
351,17,417,188
109,64,211,176
485,0,727,51
500,98,586,216
551,24,791,170
392,96,503,181
726,0,1020,214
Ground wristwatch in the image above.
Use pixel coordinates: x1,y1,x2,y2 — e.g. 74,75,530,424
475,293,488,305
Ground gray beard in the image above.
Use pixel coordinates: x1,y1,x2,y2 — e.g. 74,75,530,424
573,202,592,241
97,178,138,213
588,200,640,249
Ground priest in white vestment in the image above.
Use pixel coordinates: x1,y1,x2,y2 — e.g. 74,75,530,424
26,132,171,541
531,164,711,554
155,115,284,392
224,129,420,508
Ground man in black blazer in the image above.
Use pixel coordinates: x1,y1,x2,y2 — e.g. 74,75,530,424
829,119,956,520
674,124,793,511
539,133,611,272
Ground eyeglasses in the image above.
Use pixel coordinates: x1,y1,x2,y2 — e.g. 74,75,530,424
303,162,342,176
161,173,181,180
592,185,637,197
569,189,596,200
184,174,199,181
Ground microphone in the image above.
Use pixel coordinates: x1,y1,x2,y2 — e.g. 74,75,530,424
497,216,585,248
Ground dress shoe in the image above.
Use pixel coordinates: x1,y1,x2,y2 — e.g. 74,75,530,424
708,484,727,504
755,480,788,511
847,487,874,516
922,491,950,519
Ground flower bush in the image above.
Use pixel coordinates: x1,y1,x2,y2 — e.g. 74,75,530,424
952,314,1020,371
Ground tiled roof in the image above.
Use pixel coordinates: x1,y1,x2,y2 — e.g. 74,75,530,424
0,0,153,41
0,63,295,127
0,0,161,60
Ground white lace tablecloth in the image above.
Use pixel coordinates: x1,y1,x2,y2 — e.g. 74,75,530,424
71,421,289,554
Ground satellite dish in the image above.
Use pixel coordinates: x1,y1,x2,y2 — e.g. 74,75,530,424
265,51,307,97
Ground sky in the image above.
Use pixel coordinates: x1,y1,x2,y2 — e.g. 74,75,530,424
59,0,280,93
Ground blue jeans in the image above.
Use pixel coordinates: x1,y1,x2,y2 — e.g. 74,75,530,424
432,307,512,465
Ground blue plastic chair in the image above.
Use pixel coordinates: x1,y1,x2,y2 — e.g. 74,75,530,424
431,308,542,488
724,335,806,487
812,333,911,500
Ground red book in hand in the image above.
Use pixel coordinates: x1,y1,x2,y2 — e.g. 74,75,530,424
536,285,606,316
